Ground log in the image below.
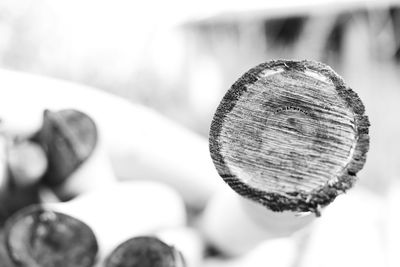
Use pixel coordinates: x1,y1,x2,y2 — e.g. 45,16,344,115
1,181,186,266
203,59,370,255
2,205,98,267
104,236,185,267
0,69,225,209
209,59,369,214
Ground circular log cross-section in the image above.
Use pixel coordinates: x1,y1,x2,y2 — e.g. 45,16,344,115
209,60,370,214
3,206,98,267
105,236,185,267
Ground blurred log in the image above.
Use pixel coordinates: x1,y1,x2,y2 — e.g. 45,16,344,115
105,236,185,267
0,69,225,210
2,181,186,266
46,181,186,263
3,205,98,267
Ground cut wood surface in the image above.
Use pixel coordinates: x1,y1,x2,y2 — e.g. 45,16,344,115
105,236,184,267
45,181,186,263
3,206,98,267
210,60,370,214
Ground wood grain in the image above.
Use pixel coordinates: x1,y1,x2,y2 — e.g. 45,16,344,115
3,205,98,267
209,60,370,214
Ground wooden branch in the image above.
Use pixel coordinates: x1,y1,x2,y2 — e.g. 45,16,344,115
28,108,116,200
209,60,370,215
105,236,185,267
1,181,186,266
34,109,98,188
201,188,315,255
7,140,48,187
3,205,98,267
0,69,226,209
0,136,42,225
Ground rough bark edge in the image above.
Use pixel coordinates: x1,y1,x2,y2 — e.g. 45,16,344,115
209,59,370,215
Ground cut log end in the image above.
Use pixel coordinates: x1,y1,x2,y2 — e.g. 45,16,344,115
209,60,370,214
105,236,185,267
3,205,98,267
34,109,98,187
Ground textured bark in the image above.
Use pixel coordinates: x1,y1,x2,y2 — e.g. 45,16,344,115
209,60,370,214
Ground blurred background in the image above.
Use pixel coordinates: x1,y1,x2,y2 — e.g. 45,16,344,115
0,0,399,195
